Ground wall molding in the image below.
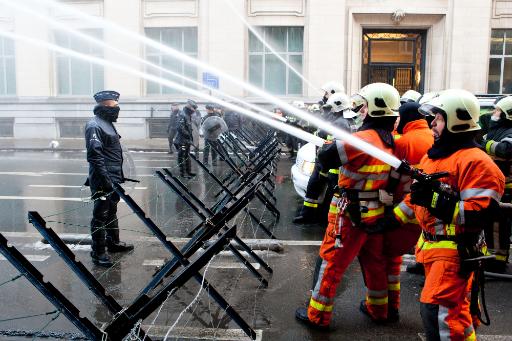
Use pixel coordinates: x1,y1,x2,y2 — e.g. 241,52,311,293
143,0,198,18
493,0,512,18
247,0,305,17
51,0,103,20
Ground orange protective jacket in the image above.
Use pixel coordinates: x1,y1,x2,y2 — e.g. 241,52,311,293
384,120,433,256
394,147,505,262
336,129,393,225
392,119,434,200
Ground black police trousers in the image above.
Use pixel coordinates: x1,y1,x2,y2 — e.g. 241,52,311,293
175,143,192,175
91,191,120,253
203,140,218,164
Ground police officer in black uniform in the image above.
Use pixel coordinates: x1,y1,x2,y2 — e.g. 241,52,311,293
202,104,219,166
85,90,134,267
167,103,180,154
175,99,198,178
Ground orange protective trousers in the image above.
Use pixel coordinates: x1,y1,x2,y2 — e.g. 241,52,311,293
307,197,388,326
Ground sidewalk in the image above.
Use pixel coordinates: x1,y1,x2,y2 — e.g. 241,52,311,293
0,138,173,152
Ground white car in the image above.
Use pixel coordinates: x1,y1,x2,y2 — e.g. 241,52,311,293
291,142,317,198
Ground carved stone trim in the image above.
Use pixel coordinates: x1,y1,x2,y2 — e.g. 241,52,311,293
51,0,103,20
143,0,198,18
247,0,305,17
493,0,512,18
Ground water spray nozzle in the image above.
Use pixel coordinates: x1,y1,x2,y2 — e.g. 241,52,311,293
396,160,449,184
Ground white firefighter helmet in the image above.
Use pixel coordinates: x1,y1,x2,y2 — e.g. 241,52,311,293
418,91,440,105
419,89,480,133
356,83,400,117
400,90,422,104
321,81,345,96
292,100,306,109
494,96,512,121
326,93,351,112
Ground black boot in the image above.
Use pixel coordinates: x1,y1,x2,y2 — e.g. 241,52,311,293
387,308,400,323
295,307,329,330
91,224,112,267
293,204,318,225
186,156,196,177
406,262,425,275
106,220,134,253
359,300,387,324
91,251,113,267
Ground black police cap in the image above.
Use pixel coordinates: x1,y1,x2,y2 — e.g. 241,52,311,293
187,99,198,109
93,90,120,103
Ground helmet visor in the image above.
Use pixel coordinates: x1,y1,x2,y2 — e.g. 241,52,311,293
418,103,445,117
351,94,366,113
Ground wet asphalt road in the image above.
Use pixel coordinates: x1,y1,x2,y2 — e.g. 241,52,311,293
0,150,511,340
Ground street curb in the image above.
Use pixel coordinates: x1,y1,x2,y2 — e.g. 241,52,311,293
0,147,170,153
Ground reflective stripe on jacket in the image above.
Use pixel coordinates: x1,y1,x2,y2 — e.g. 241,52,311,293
336,129,393,224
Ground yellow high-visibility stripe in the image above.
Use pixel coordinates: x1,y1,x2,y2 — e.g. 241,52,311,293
329,205,338,214
465,329,476,341
366,296,388,305
304,202,318,208
394,207,410,224
485,140,495,155
388,283,400,291
329,169,340,174
309,298,333,312
364,180,374,191
495,254,508,261
450,202,460,227
418,239,458,251
361,206,384,218
505,183,512,189
358,164,392,173
393,134,402,140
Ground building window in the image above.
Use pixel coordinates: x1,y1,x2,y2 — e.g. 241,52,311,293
145,27,198,95
55,29,104,96
488,29,512,94
0,37,16,96
249,26,304,96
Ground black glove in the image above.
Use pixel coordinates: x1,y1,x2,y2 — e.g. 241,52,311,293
365,214,401,234
100,178,114,194
410,181,458,223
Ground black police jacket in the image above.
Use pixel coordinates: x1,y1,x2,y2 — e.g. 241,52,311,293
84,115,124,190
174,108,194,145
224,111,242,131
167,109,179,135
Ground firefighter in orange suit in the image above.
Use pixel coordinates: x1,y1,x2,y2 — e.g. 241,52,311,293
295,83,400,328
381,101,434,321
388,89,505,340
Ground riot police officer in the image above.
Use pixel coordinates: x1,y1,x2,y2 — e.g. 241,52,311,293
85,90,134,267
167,103,180,154
202,104,227,166
175,99,198,178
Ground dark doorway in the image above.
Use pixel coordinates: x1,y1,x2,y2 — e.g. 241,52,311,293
362,30,427,94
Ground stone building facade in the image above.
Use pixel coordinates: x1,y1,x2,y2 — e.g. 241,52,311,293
0,0,508,138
